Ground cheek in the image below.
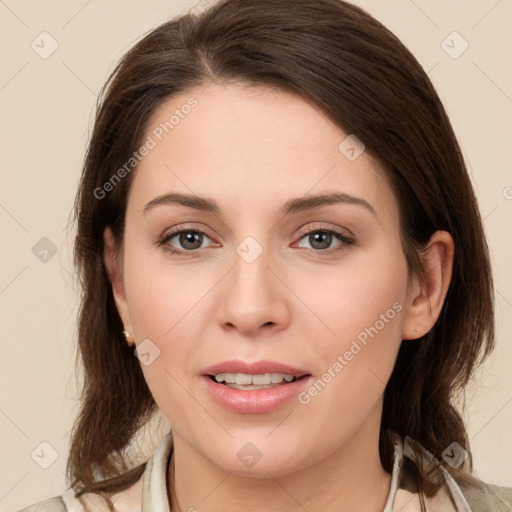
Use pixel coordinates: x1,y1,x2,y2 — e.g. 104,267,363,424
294,245,408,352
121,246,215,416
123,242,208,338
293,245,408,409
124,266,201,426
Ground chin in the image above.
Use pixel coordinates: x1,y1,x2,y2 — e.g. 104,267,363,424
202,436,309,477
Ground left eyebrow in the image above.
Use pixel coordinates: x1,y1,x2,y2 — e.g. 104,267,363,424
280,192,377,218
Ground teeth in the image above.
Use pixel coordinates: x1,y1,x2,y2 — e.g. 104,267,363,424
214,372,296,385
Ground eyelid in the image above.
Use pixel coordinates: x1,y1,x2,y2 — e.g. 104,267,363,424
160,224,216,241
294,222,355,246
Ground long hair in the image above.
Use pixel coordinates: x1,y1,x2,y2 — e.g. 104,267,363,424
68,0,495,509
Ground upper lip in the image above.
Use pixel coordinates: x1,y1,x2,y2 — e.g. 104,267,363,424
201,359,311,378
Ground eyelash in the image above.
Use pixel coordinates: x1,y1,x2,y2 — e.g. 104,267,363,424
157,224,355,257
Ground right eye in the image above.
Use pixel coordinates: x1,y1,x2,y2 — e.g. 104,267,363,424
158,228,216,256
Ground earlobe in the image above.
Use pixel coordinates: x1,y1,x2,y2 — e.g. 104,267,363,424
103,227,132,332
401,231,454,340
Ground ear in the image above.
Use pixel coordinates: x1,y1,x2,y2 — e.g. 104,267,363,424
402,230,454,340
103,227,132,333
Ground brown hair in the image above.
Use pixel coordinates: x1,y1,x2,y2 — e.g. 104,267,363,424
67,0,495,509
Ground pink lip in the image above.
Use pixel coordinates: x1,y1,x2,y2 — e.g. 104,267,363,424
201,359,310,378
200,359,312,414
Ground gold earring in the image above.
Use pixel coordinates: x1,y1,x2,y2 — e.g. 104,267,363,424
122,330,135,346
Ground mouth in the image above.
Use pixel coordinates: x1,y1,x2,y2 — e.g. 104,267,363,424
206,372,309,390
200,360,313,413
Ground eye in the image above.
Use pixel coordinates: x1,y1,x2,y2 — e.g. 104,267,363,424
158,228,214,255
294,225,354,254
157,224,354,257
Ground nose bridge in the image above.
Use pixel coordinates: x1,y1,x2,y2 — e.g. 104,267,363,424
232,241,272,298
215,234,289,334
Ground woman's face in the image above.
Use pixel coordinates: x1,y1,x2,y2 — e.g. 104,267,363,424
109,81,417,476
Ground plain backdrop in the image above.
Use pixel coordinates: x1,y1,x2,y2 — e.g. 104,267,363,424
1,0,511,509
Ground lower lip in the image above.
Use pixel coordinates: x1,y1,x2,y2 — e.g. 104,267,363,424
201,375,312,414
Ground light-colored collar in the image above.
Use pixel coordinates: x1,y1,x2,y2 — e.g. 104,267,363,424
382,432,404,511
386,434,472,512
142,430,174,512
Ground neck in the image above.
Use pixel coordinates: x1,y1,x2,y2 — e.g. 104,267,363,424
168,408,392,512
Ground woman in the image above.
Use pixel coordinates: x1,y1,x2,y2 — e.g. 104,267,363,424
18,0,512,510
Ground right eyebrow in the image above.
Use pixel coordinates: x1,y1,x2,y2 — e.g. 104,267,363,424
144,193,221,215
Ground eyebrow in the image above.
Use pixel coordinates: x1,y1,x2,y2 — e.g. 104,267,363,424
143,192,376,217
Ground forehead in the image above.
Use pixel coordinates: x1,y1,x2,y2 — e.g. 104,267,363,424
128,81,395,221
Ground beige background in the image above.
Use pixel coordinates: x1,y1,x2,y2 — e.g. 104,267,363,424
1,0,511,509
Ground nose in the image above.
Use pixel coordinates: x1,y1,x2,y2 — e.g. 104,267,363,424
215,247,290,336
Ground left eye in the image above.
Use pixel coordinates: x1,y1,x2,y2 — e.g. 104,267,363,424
296,229,353,252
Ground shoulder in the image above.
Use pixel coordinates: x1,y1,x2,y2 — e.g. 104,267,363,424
15,431,171,512
16,475,144,512
459,479,512,511
394,432,512,512
16,496,68,512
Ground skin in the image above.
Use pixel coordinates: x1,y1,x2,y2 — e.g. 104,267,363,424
104,81,454,512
